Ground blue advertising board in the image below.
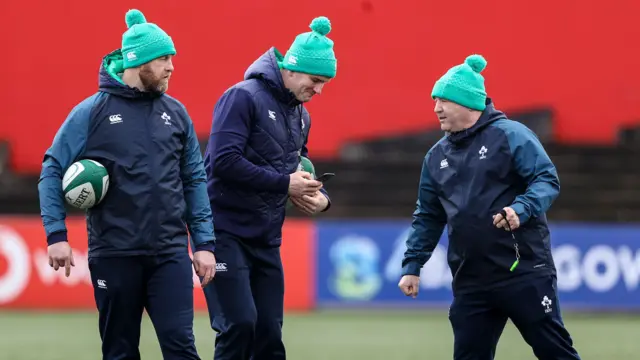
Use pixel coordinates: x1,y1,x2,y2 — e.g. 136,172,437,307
315,221,640,310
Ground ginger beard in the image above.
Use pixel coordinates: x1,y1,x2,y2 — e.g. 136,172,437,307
139,63,170,94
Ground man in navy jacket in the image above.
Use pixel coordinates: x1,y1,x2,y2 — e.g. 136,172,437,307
399,55,581,360
201,16,336,360
38,9,215,360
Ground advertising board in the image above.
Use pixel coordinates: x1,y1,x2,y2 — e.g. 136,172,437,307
316,221,640,310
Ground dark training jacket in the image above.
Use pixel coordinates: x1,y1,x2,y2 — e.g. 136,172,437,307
39,49,215,258
402,99,559,294
204,48,329,246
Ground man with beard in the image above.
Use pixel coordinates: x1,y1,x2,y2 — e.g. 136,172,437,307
201,16,336,360
38,9,216,360
398,55,581,360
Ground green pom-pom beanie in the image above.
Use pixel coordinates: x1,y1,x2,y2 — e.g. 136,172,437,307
121,9,176,69
281,16,337,78
431,54,488,111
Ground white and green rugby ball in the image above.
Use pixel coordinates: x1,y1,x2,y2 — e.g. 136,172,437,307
62,159,109,209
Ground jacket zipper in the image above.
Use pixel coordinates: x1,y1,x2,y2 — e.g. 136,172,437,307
144,100,159,255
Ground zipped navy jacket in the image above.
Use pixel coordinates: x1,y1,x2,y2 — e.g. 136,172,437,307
204,47,329,246
402,99,559,294
38,49,215,258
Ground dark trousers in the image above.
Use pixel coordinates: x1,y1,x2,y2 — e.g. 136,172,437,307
201,233,286,360
449,275,581,360
89,252,200,360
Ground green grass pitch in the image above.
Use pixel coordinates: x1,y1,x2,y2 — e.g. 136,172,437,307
0,309,637,359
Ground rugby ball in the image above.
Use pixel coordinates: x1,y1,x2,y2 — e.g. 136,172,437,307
287,156,316,209
62,159,109,209
297,156,316,178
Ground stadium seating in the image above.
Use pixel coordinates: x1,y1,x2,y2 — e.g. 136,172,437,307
0,140,8,177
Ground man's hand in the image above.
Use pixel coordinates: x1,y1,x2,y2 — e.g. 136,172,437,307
193,251,216,287
48,241,75,277
398,275,420,299
288,171,323,198
290,191,328,215
493,207,520,231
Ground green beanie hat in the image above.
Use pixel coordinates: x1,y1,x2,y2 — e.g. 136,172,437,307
121,9,176,69
431,54,488,111
282,16,337,78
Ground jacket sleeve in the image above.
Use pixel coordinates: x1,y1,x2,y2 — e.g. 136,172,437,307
505,124,560,224
401,152,448,276
38,96,95,246
207,87,290,193
299,118,331,212
179,108,216,253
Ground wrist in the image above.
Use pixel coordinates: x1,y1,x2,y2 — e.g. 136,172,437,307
320,193,331,212
401,261,422,277
319,195,329,212
510,203,528,223
47,231,68,246
280,174,291,194
195,242,216,254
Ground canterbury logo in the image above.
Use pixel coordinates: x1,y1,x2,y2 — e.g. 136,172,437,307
97,279,107,289
216,263,228,272
109,114,122,124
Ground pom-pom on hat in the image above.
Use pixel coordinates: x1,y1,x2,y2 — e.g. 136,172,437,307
281,16,337,78
121,9,176,69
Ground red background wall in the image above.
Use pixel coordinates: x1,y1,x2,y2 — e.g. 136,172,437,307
1,0,639,174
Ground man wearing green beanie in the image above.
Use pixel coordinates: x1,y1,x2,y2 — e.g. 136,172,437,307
200,16,336,360
38,9,216,359
397,55,582,359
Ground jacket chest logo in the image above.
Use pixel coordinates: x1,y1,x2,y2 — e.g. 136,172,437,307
107,113,171,126
267,109,305,133
479,146,488,159
161,112,171,126
109,114,123,124
440,145,488,170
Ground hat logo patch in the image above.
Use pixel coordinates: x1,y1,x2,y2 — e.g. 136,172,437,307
127,51,137,61
287,56,297,65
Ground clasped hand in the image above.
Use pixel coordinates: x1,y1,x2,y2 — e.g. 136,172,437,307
288,171,327,215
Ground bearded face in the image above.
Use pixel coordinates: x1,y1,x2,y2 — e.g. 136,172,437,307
139,55,173,94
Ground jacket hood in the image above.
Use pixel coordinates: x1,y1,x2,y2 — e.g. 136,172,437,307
446,98,507,146
244,47,301,106
98,49,163,100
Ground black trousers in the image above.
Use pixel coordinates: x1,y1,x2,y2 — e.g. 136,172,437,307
449,275,581,360
201,232,286,360
89,252,199,360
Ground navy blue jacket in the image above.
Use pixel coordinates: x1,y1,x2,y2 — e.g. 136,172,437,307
38,49,215,258
204,48,329,246
402,99,559,295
